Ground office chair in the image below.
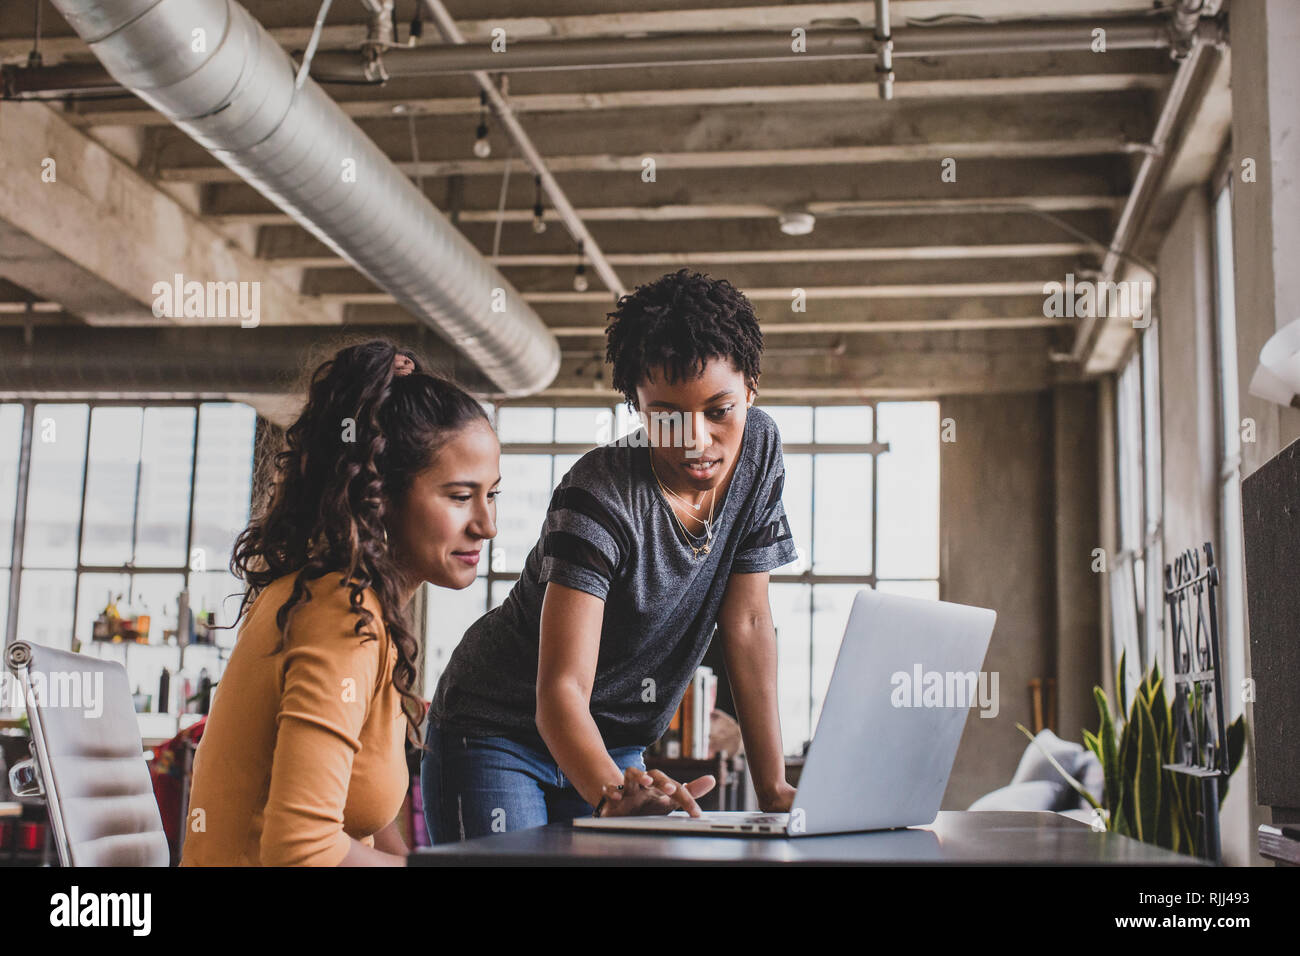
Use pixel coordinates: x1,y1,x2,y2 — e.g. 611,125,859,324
5,640,169,866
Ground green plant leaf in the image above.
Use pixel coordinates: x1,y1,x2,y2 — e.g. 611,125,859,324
1132,692,1161,843
1082,728,1101,763
1094,686,1120,823
1117,648,1127,716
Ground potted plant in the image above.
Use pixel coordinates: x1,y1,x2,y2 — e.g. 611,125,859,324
1018,651,1246,856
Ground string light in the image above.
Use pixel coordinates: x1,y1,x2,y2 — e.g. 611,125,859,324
532,175,547,234
473,90,491,158
573,239,588,292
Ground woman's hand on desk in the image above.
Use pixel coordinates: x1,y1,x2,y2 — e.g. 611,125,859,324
598,766,716,818
758,781,797,813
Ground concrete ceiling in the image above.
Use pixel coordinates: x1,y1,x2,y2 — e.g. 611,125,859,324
0,0,1234,402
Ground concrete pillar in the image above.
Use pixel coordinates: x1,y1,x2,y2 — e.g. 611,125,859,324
1051,384,1102,745
1231,0,1300,476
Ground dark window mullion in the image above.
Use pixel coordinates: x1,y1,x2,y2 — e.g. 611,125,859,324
67,404,95,650
182,403,201,596
4,402,35,649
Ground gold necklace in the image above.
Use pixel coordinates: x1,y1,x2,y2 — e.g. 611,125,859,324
650,455,716,558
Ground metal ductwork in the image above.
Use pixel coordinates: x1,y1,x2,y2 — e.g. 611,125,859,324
45,0,561,396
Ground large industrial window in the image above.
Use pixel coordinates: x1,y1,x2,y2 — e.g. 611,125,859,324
0,401,257,718
422,402,942,756
1211,179,1247,720
1111,323,1164,708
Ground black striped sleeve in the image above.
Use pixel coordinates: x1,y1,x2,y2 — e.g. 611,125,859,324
538,484,626,600
732,469,798,574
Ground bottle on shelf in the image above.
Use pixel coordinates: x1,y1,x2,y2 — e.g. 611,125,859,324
158,667,171,715
176,588,193,647
134,593,151,645
196,667,212,715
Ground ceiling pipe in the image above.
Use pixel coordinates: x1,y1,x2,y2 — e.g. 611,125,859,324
7,17,1222,99
303,18,1209,80
43,0,560,396
1062,10,1225,364
416,0,626,301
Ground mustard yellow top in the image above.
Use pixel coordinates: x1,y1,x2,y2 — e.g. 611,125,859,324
180,573,408,866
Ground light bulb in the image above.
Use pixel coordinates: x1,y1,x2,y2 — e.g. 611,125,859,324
573,271,589,293
532,216,547,234
473,136,491,159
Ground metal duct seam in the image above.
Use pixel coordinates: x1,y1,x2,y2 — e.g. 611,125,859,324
47,0,561,396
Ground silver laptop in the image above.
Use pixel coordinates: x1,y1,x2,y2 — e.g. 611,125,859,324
574,589,996,837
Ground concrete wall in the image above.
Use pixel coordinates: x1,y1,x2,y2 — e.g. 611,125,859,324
1053,384,1103,746
939,392,1055,809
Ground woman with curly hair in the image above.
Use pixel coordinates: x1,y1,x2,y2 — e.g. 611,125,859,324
425,269,797,840
182,340,499,866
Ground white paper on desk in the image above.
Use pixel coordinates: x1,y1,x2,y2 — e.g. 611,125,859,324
1249,317,1300,408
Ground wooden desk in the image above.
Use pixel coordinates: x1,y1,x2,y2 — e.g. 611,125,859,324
409,810,1209,866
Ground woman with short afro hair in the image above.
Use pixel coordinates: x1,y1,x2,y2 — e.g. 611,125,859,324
424,270,798,839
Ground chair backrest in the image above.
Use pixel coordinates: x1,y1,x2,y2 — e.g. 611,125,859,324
6,641,169,866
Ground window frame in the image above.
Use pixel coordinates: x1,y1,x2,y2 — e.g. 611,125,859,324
1,398,255,652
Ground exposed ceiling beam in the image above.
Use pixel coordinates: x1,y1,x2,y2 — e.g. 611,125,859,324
313,282,1052,306
59,73,1170,127
0,319,1078,398
149,91,1153,178
161,139,1142,183
0,102,337,327
212,195,1126,227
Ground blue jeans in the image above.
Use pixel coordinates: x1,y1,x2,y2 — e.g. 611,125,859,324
421,722,646,843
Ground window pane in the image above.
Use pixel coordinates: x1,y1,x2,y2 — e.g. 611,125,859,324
811,584,862,731
0,405,22,566
16,569,75,648
23,405,89,568
776,453,811,572
771,582,811,755
493,454,551,572
877,579,940,601
191,404,256,571
876,402,940,578
122,574,185,644
553,454,581,486
554,407,609,445
134,407,196,567
1116,356,1144,552
80,407,142,567
762,405,812,443
814,405,872,443
75,572,131,645
189,571,246,647
812,454,871,573
1214,187,1241,462
497,407,553,443
490,580,514,610
424,578,486,696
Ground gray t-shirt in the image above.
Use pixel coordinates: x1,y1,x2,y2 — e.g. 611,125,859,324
430,406,797,749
